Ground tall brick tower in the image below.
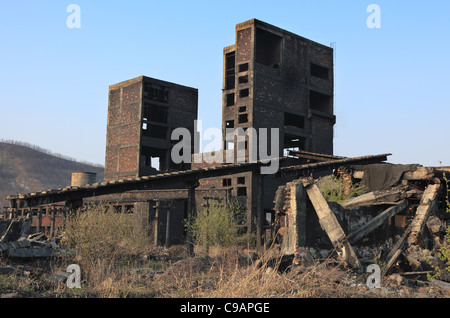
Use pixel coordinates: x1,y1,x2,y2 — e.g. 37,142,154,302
104,76,198,182
193,19,336,237
222,19,335,158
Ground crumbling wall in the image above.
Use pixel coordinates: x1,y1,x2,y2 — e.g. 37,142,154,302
272,164,448,278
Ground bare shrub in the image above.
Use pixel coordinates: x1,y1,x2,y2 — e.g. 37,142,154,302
60,205,151,297
187,198,247,249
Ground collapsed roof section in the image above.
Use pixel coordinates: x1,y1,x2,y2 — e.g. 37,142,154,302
273,162,449,281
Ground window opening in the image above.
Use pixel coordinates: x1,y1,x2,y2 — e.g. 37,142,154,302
256,28,283,68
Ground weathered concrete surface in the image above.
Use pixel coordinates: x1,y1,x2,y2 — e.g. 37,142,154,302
279,181,307,258
407,183,441,247
340,185,410,209
301,178,362,269
347,199,408,244
353,166,436,181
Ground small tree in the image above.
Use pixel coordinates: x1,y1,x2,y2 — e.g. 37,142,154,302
188,198,246,249
60,205,149,284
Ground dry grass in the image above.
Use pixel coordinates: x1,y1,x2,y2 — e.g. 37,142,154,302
2,204,450,298
150,247,361,298
54,204,157,297
3,244,450,298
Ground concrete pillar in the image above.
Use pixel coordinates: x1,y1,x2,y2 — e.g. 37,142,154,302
256,172,265,251
186,181,199,257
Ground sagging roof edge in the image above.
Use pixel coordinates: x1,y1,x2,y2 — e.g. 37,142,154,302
5,153,391,203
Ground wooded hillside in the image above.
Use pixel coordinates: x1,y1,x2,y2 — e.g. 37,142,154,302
0,141,104,207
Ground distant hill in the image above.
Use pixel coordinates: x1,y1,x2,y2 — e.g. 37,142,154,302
0,141,104,208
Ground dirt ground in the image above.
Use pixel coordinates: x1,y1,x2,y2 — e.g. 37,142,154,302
1,245,449,299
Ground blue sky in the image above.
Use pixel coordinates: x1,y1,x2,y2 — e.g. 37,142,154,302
0,1,449,167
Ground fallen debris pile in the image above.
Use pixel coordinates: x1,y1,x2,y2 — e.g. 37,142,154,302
0,217,64,259
272,163,450,286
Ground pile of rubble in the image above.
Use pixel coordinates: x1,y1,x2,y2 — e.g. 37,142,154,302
0,216,63,259
272,163,450,289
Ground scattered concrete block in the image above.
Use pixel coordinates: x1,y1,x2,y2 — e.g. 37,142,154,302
0,266,17,275
429,279,450,292
407,184,441,247
45,271,71,284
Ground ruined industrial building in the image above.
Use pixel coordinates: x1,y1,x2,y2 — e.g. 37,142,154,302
1,19,449,288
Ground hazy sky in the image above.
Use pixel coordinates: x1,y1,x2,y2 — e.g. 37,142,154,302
0,1,449,167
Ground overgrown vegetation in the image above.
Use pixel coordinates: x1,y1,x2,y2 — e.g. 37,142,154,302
444,172,450,213
58,205,152,297
427,171,450,280
186,198,251,250
2,198,450,298
316,174,367,203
